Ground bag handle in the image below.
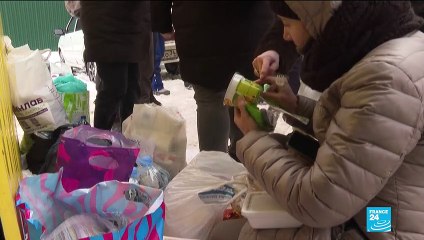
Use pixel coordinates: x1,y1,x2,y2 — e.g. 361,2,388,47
39,48,51,61
88,154,119,170
85,134,124,170
84,133,123,148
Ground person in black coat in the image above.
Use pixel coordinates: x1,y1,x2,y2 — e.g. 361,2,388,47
412,1,424,32
80,1,154,130
151,1,274,159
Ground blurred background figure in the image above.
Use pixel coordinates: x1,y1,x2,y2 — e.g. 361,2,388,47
152,32,171,96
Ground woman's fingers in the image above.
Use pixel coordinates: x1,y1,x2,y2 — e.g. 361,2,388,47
255,75,276,85
234,97,247,127
252,58,262,77
259,58,272,80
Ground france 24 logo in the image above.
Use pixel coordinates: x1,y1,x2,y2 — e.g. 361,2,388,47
366,207,391,232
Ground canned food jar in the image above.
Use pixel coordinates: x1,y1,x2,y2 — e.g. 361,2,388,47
224,72,263,106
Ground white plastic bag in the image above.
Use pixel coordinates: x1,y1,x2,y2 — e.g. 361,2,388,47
3,36,13,54
41,214,118,240
123,103,187,179
164,151,248,240
50,62,72,77
7,45,67,133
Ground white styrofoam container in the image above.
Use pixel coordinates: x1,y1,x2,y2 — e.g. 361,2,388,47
241,191,303,229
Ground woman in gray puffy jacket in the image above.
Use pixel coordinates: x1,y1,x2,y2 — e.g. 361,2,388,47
211,1,424,240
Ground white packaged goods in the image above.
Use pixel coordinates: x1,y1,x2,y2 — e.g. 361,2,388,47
41,214,118,240
7,45,67,133
242,192,303,229
123,103,187,179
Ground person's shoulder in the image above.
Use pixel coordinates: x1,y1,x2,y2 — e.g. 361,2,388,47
340,32,424,91
329,43,423,131
362,31,424,78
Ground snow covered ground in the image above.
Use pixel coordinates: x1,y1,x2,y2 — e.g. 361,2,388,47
16,52,293,163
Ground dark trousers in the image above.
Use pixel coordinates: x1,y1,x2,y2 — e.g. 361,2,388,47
192,85,243,161
152,32,165,91
228,107,244,161
94,62,141,130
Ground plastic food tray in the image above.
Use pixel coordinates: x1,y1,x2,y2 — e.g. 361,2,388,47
241,191,302,229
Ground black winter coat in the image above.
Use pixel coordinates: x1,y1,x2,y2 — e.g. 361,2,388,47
412,1,424,32
80,1,152,63
151,1,274,91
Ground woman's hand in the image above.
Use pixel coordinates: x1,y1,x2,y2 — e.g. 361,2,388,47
252,50,280,80
234,97,260,135
258,76,298,113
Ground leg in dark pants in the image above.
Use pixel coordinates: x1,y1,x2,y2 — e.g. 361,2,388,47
121,63,141,122
228,107,244,161
152,32,165,92
193,85,230,152
139,32,156,105
94,62,131,130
